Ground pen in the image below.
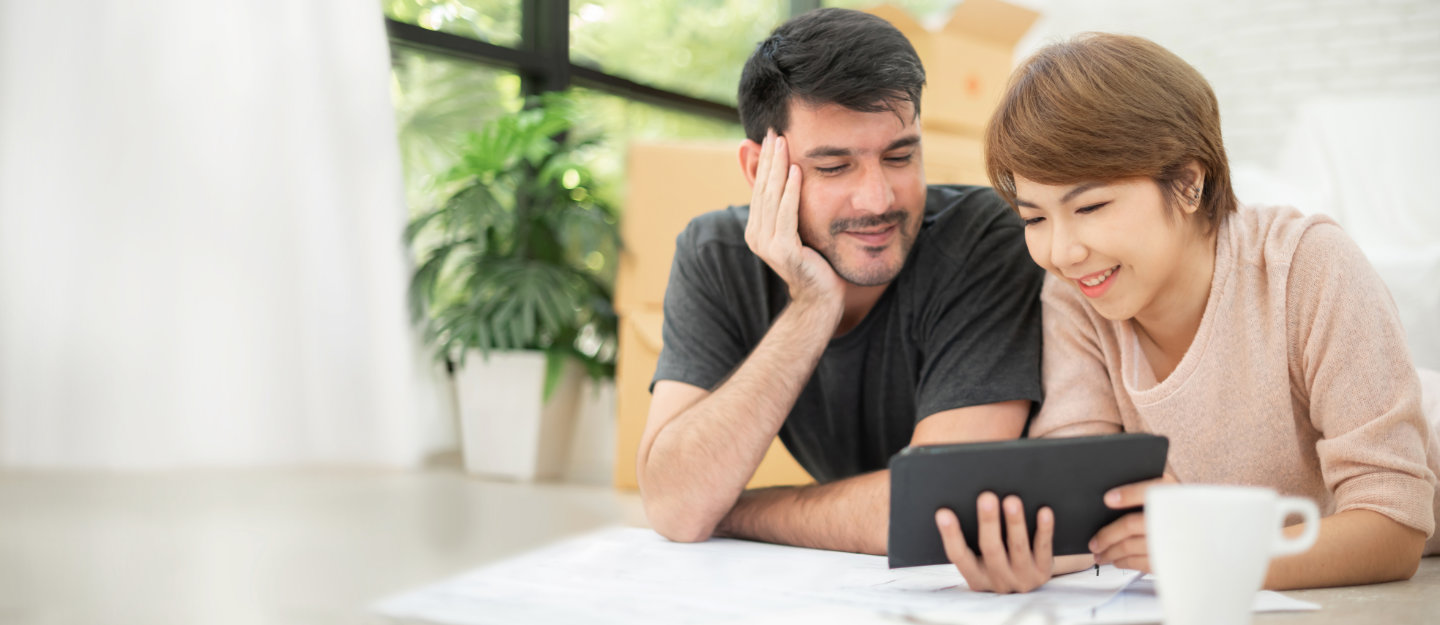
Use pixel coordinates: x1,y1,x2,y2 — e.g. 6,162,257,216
1095,564,1100,576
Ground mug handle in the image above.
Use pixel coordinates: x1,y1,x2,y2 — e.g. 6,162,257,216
1271,496,1320,558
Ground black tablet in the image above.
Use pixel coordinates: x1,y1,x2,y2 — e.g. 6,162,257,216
887,433,1168,568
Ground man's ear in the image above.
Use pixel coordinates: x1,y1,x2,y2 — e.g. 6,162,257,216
738,138,762,187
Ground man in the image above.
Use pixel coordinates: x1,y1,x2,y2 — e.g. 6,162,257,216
636,8,1044,556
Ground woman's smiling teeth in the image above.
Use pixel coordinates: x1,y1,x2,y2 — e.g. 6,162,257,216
1080,266,1118,287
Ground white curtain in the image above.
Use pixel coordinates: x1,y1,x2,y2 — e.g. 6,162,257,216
0,1,454,466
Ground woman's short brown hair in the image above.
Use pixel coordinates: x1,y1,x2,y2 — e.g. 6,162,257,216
984,33,1237,231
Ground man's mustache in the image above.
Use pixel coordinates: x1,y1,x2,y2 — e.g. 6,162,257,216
830,211,908,236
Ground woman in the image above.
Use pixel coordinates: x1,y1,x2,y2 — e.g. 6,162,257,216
936,32,1440,593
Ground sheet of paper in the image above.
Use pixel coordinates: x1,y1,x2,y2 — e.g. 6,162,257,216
373,526,1140,625
1074,576,1319,625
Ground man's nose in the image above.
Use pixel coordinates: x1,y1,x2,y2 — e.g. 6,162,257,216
852,164,894,214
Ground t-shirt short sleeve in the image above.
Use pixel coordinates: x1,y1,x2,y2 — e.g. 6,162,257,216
651,209,767,392
908,190,1045,421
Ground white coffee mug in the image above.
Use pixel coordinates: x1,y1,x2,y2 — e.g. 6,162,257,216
1146,485,1320,625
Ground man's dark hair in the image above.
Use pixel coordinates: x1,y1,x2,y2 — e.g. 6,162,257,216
738,8,925,143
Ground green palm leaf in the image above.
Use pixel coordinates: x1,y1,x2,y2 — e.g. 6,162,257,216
404,93,621,380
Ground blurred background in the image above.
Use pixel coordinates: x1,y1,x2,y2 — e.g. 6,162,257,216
2,0,1435,473
0,1,1437,622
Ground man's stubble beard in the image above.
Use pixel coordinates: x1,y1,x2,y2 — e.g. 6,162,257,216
805,210,917,287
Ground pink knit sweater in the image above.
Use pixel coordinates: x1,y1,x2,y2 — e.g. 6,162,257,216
1031,205,1440,555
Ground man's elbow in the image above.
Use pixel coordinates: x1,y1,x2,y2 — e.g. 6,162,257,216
636,451,723,543
644,499,719,543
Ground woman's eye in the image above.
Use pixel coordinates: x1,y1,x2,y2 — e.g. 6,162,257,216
1077,202,1108,214
1023,216,1045,227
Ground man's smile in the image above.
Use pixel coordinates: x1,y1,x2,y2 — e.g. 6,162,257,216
842,224,897,246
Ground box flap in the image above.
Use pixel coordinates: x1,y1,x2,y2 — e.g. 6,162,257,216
865,4,933,66
618,141,749,312
865,3,928,36
628,311,664,352
942,0,1038,48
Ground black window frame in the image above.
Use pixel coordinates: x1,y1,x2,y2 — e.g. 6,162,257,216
384,0,824,123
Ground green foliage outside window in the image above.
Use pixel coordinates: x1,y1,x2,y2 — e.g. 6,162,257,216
569,0,783,105
386,2,754,387
571,88,744,208
384,0,522,48
391,47,523,215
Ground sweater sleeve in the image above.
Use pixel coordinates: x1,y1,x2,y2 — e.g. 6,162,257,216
1287,223,1436,537
1029,275,1125,439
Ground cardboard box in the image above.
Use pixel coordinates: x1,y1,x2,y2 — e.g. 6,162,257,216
867,0,1038,138
614,142,812,491
613,2,1038,490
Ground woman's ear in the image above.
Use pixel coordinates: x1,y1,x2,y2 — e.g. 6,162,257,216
1180,161,1206,215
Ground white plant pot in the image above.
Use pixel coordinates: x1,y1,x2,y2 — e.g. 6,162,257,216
453,350,584,481
563,377,617,486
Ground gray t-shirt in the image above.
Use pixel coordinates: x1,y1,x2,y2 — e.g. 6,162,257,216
652,185,1044,484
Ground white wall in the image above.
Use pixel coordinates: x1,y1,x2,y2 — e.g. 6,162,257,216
999,0,1440,369
1012,0,1440,171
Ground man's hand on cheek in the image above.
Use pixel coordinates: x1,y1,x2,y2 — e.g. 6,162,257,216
744,129,844,318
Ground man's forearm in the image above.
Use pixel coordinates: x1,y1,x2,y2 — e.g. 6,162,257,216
718,470,890,555
641,300,840,542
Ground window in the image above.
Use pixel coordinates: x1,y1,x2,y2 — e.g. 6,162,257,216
384,0,522,49
384,0,785,216
569,1,784,106
390,46,523,213
571,87,743,205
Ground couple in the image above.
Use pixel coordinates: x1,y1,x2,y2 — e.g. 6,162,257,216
636,8,1440,593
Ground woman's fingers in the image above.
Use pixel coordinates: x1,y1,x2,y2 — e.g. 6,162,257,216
1090,511,1146,560
1000,497,1055,591
1103,476,1168,510
936,507,991,591
1110,554,1151,573
1095,534,1149,570
975,492,1024,592
1032,506,1056,573
940,495,1058,594
1003,495,1034,564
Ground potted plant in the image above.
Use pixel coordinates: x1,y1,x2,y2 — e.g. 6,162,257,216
406,93,619,480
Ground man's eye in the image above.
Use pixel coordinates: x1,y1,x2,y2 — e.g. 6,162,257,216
1077,202,1108,214
816,165,847,175
885,154,914,165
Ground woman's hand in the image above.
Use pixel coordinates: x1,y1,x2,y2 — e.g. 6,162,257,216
935,492,1055,593
1089,474,1178,572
